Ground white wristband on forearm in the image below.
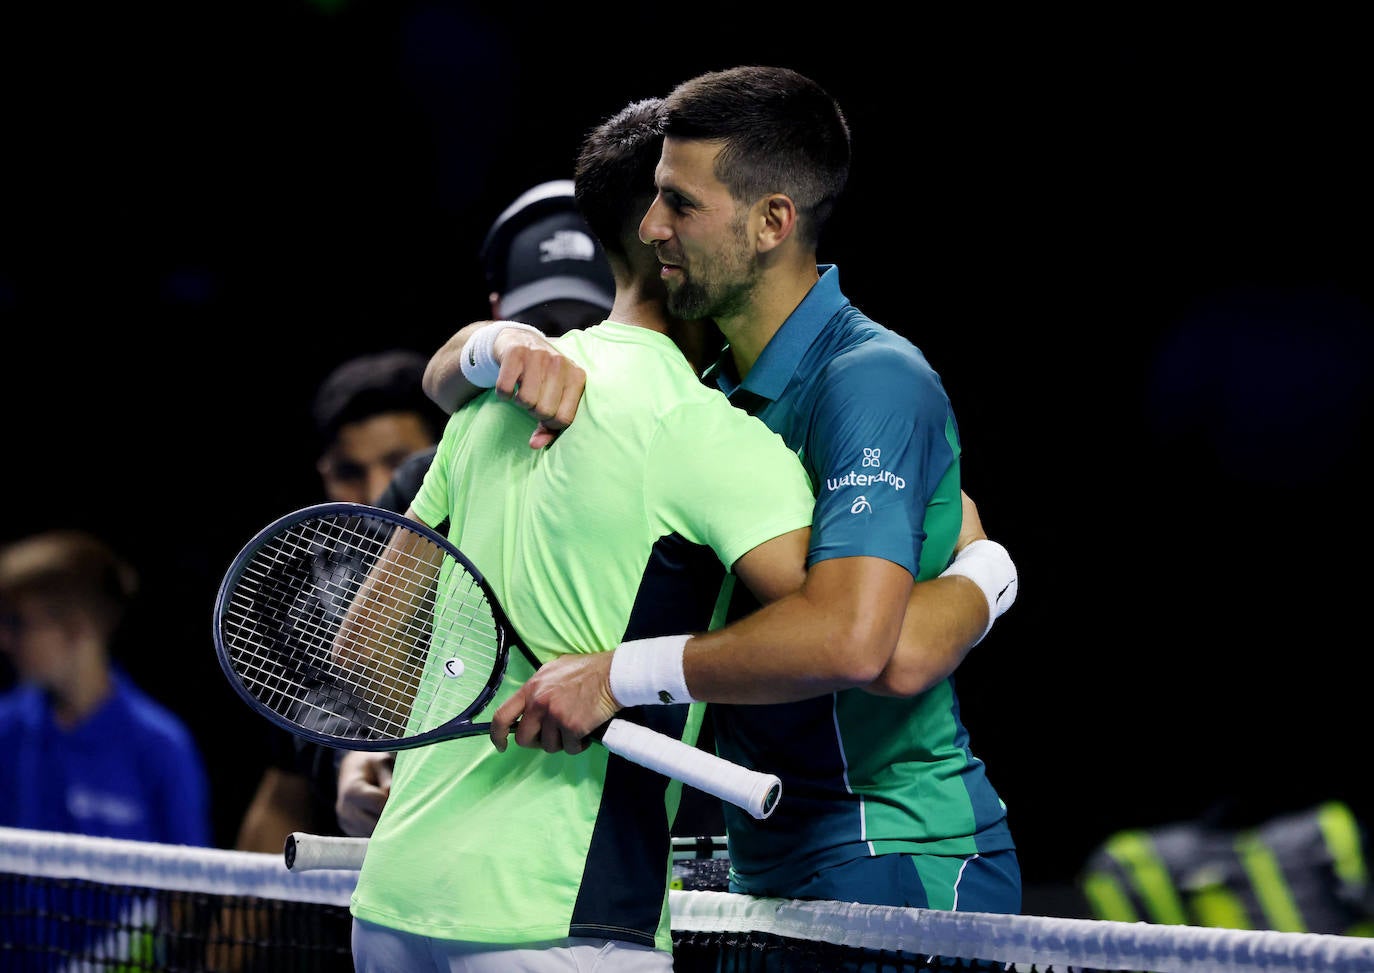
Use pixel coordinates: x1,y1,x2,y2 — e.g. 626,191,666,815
940,539,1018,646
458,321,547,388
609,635,696,707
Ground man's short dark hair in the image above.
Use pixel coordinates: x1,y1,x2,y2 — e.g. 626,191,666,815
661,65,850,246
574,98,666,260
311,350,446,457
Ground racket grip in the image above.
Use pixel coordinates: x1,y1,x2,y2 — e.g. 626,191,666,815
599,717,782,820
284,832,368,871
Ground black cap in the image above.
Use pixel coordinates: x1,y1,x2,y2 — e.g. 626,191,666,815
479,179,615,320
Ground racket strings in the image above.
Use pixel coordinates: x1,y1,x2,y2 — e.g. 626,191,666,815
224,520,394,738
328,526,438,731
330,525,499,736
222,511,502,744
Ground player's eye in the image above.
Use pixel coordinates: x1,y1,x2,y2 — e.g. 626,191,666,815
327,462,366,483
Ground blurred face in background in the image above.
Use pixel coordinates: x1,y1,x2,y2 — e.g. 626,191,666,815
316,411,437,504
0,594,86,689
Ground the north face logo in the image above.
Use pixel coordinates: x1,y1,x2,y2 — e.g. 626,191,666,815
539,229,598,264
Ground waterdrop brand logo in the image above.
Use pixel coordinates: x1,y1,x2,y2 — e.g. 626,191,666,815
827,445,906,509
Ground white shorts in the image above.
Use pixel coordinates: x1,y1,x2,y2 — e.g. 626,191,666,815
351,917,674,972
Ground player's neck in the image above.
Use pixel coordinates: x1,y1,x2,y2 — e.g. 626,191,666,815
719,260,820,378
607,284,672,336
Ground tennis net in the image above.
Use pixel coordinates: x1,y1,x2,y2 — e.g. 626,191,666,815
4,825,1373,972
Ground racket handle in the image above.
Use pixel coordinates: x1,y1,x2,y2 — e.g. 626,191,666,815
284,832,368,871
599,717,782,820
281,830,731,874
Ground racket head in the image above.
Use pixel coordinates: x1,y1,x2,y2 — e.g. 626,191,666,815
213,502,513,751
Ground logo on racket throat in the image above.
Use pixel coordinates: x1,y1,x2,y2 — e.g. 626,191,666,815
443,658,465,678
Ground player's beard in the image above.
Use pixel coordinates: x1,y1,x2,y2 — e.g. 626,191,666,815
665,210,760,323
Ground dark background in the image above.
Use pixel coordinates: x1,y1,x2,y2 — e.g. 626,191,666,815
2,3,1371,914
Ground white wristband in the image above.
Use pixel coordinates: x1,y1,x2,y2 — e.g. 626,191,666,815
458,321,547,388
609,635,696,707
940,539,1018,646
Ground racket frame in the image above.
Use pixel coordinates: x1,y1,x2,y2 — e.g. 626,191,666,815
213,501,520,752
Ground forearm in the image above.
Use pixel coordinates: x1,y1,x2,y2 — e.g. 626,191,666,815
422,322,492,413
867,575,987,697
664,558,910,705
681,604,882,704
869,536,1019,696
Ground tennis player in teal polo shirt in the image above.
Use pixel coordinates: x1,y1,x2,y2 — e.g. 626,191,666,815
704,261,1015,909
494,67,1021,920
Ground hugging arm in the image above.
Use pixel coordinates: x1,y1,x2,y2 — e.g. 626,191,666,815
423,322,586,448
491,513,1016,753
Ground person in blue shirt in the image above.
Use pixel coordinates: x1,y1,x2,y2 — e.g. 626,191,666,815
0,528,211,846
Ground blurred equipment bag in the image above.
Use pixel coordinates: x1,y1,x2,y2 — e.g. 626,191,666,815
1080,801,1373,935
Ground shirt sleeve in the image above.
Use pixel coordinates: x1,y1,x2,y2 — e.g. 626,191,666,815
410,416,460,528
804,340,960,577
645,400,815,571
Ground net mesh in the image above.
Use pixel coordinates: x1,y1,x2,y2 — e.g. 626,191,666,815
4,827,1373,973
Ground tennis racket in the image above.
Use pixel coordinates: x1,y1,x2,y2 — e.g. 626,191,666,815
213,502,781,820
284,831,729,872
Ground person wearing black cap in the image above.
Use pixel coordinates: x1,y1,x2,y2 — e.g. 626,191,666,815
330,183,617,841
234,349,449,855
479,178,616,338
369,179,616,516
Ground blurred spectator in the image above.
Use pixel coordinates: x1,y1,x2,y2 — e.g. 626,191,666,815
0,529,211,845
1146,284,1374,490
233,348,447,854
311,348,450,506
240,181,619,850
479,177,615,334
334,178,622,838
374,178,617,515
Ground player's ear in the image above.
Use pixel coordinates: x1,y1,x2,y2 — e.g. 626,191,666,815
755,193,798,254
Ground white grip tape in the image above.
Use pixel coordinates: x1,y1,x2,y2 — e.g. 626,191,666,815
284,832,368,872
599,717,782,820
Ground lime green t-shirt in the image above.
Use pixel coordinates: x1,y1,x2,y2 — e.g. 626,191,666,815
350,321,813,951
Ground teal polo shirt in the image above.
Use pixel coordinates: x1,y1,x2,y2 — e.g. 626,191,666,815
708,265,1015,899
